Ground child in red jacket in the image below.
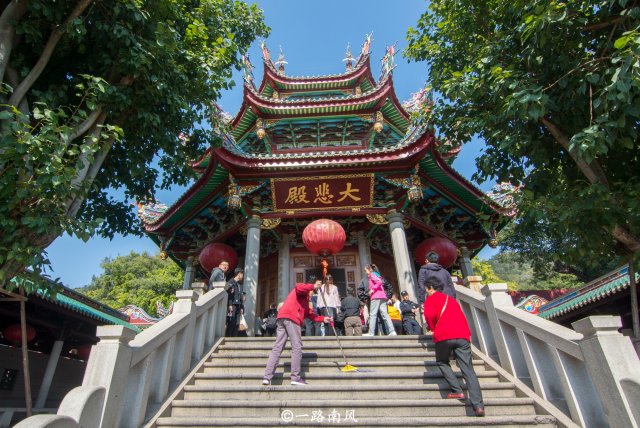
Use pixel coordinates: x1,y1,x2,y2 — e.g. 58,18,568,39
263,276,331,386
423,277,485,417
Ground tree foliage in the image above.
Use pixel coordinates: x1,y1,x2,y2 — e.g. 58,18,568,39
78,251,182,315
471,258,518,290
0,0,269,289
406,0,640,267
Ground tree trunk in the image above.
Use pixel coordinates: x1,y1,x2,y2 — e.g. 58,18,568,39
0,0,29,84
19,288,32,417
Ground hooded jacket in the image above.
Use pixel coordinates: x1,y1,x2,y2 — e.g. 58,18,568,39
417,263,456,303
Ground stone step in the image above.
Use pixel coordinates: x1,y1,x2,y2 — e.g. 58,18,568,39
170,398,536,418
183,382,518,400
222,335,434,343
193,371,501,386
217,341,435,351
202,359,489,375
156,414,558,427
210,350,442,360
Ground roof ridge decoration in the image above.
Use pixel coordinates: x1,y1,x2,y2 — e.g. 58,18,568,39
241,54,255,86
380,42,397,81
274,45,288,74
343,43,354,71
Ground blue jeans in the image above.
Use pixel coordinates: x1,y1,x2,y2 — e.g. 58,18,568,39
368,299,395,335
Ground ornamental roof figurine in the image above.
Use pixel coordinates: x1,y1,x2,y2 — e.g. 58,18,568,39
274,45,288,74
343,43,354,71
241,55,254,83
380,42,397,80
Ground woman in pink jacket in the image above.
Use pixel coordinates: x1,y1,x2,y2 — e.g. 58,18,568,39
363,264,397,336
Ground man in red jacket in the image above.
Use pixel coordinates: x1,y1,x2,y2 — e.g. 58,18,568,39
423,277,485,417
263,276,331,386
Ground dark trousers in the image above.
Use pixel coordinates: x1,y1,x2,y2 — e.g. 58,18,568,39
318,307,338,336
435,339,484,409
392,319,403,335
403,317,422,335
304,318,315,336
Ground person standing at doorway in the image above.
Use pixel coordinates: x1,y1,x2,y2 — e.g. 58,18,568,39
263,276,331,386
225,268,243,336
340,291,362,336
317,274,341,336
363,264,396,336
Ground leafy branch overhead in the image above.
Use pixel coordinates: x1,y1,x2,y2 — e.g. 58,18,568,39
0,0,269,287
406,0,640,264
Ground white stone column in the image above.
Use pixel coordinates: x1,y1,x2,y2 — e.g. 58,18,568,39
386,211,418,301
458,246,474,279
181,257,196,290
573,316,640,428
243,216,262,336
355,231,372,275
277,234,291,304
481,283,517,372
34,340,64,409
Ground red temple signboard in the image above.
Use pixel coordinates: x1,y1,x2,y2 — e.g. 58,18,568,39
271,173,374,213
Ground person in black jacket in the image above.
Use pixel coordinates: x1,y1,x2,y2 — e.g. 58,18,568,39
417,251,456,304
340,293,362,336
225,268,243,336
399,291,422,335
262,303,278,337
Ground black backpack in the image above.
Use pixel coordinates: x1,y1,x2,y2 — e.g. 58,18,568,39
381,276,394,299
357,278,370,303
265,313,277,330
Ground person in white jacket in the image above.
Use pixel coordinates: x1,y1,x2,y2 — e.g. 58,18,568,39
316,274,341,336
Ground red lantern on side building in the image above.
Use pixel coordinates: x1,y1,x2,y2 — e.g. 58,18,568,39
414,237,458,268
198,243,238,273
3,324,36,345
302,219,346,257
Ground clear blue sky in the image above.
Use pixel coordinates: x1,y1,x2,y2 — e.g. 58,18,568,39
46,0,496,288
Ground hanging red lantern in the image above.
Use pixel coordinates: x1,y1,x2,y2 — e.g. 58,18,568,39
3,324,36,344
302,219,346,257
198,243,238,273
415,237,458,268
77,344,92,361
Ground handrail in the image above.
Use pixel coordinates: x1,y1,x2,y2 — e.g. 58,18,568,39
456,283,640,428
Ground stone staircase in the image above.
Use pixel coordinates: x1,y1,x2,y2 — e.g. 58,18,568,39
151,335,559,428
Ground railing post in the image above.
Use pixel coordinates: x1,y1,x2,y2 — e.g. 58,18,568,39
573,316,640,428
82,325,135,428
171,290,198,381
481,283,516,375
191,281,207,297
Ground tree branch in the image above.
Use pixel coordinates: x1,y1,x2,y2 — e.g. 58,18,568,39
0,0,28,84
8,0,93,108
583,15,623,31
540,116,610,187
69,107,103,141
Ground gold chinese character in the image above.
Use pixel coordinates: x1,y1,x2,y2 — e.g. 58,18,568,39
284,186,310,204
337,182,361,202
314,183,334,204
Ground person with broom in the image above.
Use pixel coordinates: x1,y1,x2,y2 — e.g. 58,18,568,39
262,275,332,386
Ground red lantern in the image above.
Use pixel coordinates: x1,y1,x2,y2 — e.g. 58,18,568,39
198,243,238,273
302,219,346,257
3,324,36,344
415,237,458,268
77,344,92,361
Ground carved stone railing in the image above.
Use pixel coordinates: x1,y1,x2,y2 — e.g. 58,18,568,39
457,283,640,428
16,287,228,428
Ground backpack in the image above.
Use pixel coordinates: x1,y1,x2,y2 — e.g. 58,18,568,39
381,276,394,299
357,278,370,303
265,313,277,330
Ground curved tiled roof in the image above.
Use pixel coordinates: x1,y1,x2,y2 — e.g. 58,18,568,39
538,265,639,320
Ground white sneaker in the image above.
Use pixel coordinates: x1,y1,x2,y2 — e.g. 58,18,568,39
262,379,270,386
291,379,308,386
362,333,373,336
389,331,397,336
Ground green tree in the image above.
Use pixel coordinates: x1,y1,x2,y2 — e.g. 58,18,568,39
406,0,640,268
78,251,182,314
0,0,268,289
471,258,518,290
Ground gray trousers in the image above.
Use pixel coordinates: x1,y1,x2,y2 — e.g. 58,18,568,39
343,316,362,336
263,318,303,382
368,299,395,335
435,338,484,409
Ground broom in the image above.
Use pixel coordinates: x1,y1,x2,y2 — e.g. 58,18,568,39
318,283,359,372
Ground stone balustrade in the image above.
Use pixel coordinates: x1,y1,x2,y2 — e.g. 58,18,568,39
15,287,228,428
457,283,640,428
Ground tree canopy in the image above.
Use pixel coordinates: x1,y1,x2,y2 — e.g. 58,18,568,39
0,0,269,289
406,0,640,267
78,251,182,315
